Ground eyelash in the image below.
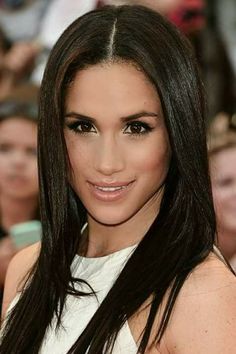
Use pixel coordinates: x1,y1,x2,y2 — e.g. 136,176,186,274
66,120,154,136
66,121,96,135
125,122,153,135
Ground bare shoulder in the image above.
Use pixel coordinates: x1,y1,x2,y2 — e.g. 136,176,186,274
166,253,236,354
1,242,40,319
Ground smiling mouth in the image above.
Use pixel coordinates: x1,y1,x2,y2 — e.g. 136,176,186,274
94,185,130,192
88,181,135,201
8,175,28,182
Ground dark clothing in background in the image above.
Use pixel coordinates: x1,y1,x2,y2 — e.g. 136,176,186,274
189,27,236,121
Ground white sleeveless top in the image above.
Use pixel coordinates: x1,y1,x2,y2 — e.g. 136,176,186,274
39,244,138,353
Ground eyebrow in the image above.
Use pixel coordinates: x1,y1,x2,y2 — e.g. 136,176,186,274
64,111,159,123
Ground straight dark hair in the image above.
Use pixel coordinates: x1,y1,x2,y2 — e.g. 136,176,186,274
0,5,216,354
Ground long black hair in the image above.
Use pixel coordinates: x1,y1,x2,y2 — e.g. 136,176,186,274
0,5,216,353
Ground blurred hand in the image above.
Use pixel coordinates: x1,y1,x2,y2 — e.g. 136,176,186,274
2,41,40,79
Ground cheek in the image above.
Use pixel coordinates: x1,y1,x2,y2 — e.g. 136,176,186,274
213,190,224,214
28,157,37,168
213,187,231,204
213,189,235,226
0,155,8,166
129,138,170,176
68,143,89,170
66,143,91,188
27,159,38,179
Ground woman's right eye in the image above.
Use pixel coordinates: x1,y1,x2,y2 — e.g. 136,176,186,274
217,177,234,188
66,121,96,134
0,143,11,153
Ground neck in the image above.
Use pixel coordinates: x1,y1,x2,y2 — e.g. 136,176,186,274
0,194,38,231
84,192,162,257
217,229,236,260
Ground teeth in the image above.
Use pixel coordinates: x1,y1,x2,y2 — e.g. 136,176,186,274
95,186,127,192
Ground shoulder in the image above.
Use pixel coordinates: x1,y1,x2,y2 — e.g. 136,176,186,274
1,242,40,319
166,253,236,354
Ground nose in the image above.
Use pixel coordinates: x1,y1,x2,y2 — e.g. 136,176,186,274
10,150,26,168
94,136,125,176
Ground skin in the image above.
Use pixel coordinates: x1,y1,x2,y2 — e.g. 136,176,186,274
0,117,38,203
0,237,15,286
64,62,171,257
0,42,39,100
0,117,38,285
210,146,236,261
2,63,236,353
63,62,236,352
2,42,39,77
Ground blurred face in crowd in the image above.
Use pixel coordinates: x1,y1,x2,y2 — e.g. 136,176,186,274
64,62,171,227
210,146,236,235
0,117,38,200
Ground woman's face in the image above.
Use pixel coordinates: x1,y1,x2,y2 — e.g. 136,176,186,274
210,147,236,234
0,117,38,200
64,62,171,226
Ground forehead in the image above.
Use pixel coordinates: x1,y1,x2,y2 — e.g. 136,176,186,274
211,147,236,175
0,116,36,129
65,62,162,120
0,117,37,143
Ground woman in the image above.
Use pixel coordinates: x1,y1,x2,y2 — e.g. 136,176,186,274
0,99,39,311
208,113,236,270
1,5,236,354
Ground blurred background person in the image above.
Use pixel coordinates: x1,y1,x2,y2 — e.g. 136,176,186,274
0,27,12,100
27,0,98,84
175,0,236,121
216,0,236,76
105,0,236,121
0,96,39,312
0,0,100,88
0,0,48,43
1,0,235,120
0,0,48,99
208,113,236,270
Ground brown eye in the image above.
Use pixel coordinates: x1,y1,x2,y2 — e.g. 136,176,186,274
78,122,93,132
0,143,12,153
124,121,153,135
217,178,234,188
66,120,96,134
26,147,37,157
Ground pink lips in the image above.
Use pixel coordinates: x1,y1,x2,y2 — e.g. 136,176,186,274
7,174,28,185
87,180,135,202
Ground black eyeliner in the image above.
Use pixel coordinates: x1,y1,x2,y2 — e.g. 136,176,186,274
125,121,154,135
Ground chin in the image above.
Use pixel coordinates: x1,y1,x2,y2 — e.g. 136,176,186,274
88,209,135,227
10,191,37,200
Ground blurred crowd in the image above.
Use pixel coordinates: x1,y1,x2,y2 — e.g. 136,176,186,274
1,0,235,115
0,0,235,312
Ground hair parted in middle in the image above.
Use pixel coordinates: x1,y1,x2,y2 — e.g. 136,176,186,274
0,5,216,354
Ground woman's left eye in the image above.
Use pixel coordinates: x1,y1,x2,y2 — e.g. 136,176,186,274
26,147,37,157
66,120,96,134
124,121,153,135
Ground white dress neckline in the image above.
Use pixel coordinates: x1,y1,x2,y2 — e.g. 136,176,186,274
73,242,138,262
40,243,139,353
